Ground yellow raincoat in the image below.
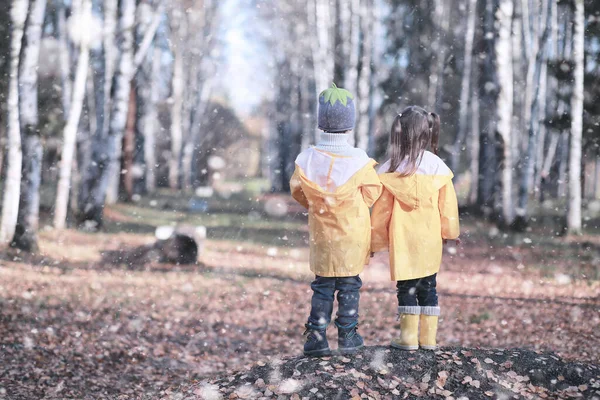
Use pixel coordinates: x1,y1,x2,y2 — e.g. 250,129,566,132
371,152,460,281
290,148,382,277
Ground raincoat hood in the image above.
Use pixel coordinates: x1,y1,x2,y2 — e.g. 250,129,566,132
379,172,454,211
290,147,382,278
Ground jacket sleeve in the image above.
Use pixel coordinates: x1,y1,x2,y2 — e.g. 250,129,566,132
290,167,309,209
370,187,393,252
438,180,460,239
360,166,383,207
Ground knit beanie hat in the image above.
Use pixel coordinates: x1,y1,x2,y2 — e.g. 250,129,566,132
318,83,356,133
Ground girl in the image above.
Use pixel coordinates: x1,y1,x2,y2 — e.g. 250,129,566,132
371,106,460,350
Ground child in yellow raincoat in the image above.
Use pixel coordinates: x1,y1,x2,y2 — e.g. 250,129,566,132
371,106,460,351
290,84,382,357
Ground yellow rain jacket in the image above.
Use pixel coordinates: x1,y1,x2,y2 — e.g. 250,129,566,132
371,151,460,281
290,148,382,277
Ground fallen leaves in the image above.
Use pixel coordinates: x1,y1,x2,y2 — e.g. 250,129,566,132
0,211,599,399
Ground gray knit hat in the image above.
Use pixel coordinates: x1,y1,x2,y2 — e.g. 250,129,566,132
318,83,355,132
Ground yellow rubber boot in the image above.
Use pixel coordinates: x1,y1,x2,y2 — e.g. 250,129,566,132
419,306,440,350
390,306,420,350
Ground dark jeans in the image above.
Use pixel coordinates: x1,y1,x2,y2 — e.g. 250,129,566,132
396,273,438,307
308,275,362,327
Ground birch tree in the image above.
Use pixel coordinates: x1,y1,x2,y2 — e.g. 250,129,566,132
54,0,92,229
428,0,449,110
168,6,185,190
11,0,47,251
79,0,135,228
0,0,29,244
355,0,375,151
495,0,515,225
515,0,551,227
144,47,162,193
477,0,500,213
451,0,477,172
567,0,584,234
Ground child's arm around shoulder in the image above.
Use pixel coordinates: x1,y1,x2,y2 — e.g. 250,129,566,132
360,159,383,207
371,185,393,252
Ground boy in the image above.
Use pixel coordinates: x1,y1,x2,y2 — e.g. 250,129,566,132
290,83,382,356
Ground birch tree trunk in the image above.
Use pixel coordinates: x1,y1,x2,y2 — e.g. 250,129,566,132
477,0,499,213
79,0,135,228
355,0,374,150
144,47,161,193
567,0,584,234
307,0,334,137
451,0,477,171
333,0,345,85
54,0,92,229
515,0,550,226
0,0,29,244
102,0,120,204
468,89,480,205
428,0,448,109
344,0,360,103
11,0,47,251
57,3,71,119
121,87,136,200
536,0,558,199
495,0,515,226
169,8,185,190
181,7,205,192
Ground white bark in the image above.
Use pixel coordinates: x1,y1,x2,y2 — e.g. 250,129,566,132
144,47,161,193
102,0,118,138
133,4,164,71
468,89,480,205
54,0,91,229
19,0,46,129
517,0,549,218
12,0,47,250
541,131,559,180
495,0,514,225
169,8,185,190
452,0,477,171
105,0,135,204
344,0,360,98
567,0,584,234
428,0,448,109
355,0,374,150
308,0,334,94
536,0,557,196
57,3,71,118
0,0,29,244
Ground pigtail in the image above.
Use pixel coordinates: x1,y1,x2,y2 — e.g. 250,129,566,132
428,112,440,155
388,114,403,173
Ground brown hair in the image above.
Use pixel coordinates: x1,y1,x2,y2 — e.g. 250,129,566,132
387,106,440,176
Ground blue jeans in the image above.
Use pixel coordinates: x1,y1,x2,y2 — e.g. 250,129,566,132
308,275,362,327
396,273,438,307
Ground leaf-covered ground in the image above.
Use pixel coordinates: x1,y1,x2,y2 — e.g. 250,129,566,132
0,193,599,398
192,346,600,399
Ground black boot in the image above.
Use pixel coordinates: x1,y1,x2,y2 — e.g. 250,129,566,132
303,323,331,357
335,320,364,354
